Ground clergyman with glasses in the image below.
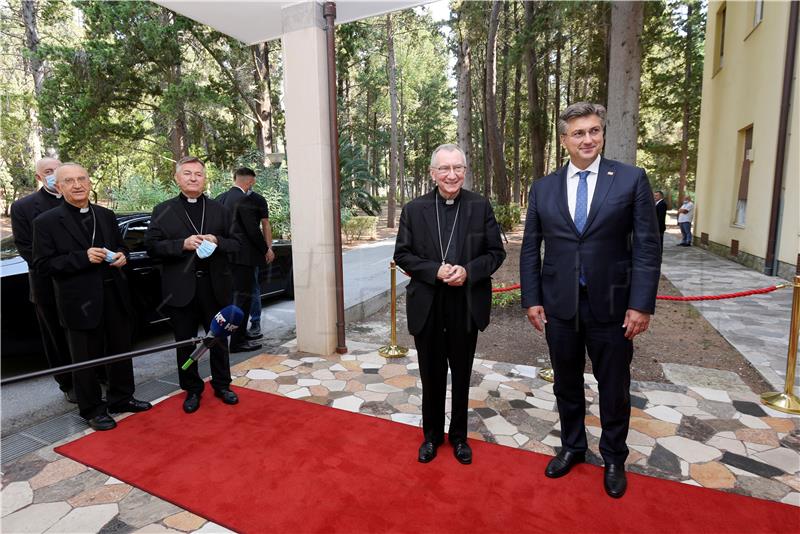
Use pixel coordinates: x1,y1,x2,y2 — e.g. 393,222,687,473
520,102,660,498
32,163,152,431
394,144,505,465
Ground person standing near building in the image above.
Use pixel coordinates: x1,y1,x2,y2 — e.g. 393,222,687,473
246,189,275,338
145,156,241,414
520,102,660,498
11,157,76,402
677,195,694,246
394,143,505,466
654,190,667,251
33,163,151,430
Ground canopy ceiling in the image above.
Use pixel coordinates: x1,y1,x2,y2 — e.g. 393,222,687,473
154,1,430,44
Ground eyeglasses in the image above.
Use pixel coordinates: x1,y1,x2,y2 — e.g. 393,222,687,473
566,127,603,141
433,165,466,176
61,176,89,187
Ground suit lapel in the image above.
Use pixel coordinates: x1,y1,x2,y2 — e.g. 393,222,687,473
584,158,616,232
172,196,199,235
421,191,441,262
58,204,91,248
453,191,469,262
554,166,579,235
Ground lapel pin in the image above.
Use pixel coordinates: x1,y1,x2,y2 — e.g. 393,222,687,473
607,171,614,175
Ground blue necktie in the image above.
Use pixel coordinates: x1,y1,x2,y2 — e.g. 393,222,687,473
574,171,589,233
575,171,589,286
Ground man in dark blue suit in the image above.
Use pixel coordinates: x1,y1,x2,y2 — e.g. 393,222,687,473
520,102,660,498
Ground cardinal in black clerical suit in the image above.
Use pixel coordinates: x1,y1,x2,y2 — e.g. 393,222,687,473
394,144,505,466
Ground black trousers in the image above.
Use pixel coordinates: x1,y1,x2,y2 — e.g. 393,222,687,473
32,275,72,391
230,263,255,347
167,273,232,394
64,282,134,420
545,291,633,466
413,284,478,444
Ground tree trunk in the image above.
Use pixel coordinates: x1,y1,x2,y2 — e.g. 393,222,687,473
512,60,522,205
554,30,563,165
455,14,473,190
399,74,406,206
22,0,44,161
485,0,508,205
678,2,694,201
162,9,188,161
252,42,274,163
524,1,546,181
386,13,399,228
604,1,644,164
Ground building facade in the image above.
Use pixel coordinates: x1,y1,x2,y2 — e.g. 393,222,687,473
695,0,798,279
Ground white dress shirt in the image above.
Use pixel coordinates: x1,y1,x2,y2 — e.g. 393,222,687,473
566,155,601,221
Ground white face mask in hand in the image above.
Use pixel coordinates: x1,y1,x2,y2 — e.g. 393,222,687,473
196,239,217,259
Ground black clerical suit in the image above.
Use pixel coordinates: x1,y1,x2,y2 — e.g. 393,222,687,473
32,203,136,420
144,194,240,394
11,187,72,392
394,189,505,444
215,187,268,348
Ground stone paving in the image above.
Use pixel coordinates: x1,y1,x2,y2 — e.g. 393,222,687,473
660,233,798,393
3,339,799,533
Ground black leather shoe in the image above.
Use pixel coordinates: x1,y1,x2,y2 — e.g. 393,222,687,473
214,388,239,405
86,413,116,431
183,392,201,414
230,340,263,353
544,450,585,478
452,441,472,465
418,441,439,463
109,398,152,414
604,464,627,498
63,389,77,404
245,331,263,341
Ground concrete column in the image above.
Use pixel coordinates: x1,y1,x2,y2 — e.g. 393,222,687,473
281,2,337,355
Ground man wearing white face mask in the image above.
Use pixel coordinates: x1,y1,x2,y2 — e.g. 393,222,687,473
145,156,242,414
11,157,76,403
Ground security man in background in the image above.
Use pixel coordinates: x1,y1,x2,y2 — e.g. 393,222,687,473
215,167,269,353
145,156,241,414
33,163,151,430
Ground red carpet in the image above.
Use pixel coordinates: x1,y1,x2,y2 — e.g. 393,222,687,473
56,387,798,533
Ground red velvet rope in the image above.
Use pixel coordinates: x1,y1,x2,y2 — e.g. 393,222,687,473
394,267,786,302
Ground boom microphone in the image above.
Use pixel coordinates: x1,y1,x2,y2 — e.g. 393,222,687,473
181,305,244,370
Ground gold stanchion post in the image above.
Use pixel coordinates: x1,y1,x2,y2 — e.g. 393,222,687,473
538,367,554,382
379,261,409,358
761,275,800,414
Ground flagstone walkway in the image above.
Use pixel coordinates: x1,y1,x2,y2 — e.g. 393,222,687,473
2,340,798,533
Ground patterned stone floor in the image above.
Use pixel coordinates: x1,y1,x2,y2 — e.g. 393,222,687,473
2,340,799,533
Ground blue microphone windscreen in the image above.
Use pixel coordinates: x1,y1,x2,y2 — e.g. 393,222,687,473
209,305,244,337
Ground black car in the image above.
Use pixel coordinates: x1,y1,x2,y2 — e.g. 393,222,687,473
0,212,293,362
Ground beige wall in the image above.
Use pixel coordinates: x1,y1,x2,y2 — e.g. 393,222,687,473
696,1,799,271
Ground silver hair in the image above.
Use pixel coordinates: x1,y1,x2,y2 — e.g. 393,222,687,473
429,144,466,168
557,102,606,136
53,162,87,181
175,156,205,174
35,157,61,175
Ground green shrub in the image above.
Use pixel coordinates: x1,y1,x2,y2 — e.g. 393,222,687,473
342,215,378,242
493,203,521,232
491,285,521,308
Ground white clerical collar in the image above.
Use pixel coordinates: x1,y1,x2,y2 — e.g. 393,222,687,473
186,197,198,203
567,155,602,180
42,186,61,199
79,206,89,213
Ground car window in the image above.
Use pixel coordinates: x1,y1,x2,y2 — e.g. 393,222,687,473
0,236,18,260
123,219,150,252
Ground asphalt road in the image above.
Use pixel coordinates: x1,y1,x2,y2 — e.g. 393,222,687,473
1,238,400,435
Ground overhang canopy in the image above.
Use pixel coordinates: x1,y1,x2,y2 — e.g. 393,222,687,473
154,0,429,44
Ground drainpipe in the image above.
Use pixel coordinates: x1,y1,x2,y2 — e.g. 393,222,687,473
764,1,798,276
324,1,348,354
